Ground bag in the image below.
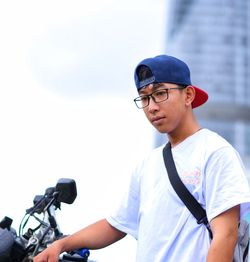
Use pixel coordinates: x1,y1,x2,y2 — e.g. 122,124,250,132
163,142,249,262
0,228,14,261
234,220,249,262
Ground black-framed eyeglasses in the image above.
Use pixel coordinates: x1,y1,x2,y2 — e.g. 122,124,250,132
133,87,185,109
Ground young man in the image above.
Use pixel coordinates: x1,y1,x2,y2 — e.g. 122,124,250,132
34,55,250,262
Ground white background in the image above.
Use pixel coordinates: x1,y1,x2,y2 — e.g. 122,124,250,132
0,1,166,261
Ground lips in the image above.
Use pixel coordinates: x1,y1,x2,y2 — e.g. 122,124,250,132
151,116,165,125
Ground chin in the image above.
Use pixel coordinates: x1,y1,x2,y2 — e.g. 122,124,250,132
154,127,168,134
153,124,174,134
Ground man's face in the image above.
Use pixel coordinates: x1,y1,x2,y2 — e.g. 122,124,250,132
138,82,188,134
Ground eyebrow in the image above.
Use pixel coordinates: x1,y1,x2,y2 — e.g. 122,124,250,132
139,83,165,95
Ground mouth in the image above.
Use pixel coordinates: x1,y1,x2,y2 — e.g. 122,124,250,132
151,116,165,126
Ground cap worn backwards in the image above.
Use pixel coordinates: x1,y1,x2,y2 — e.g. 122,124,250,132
134,54,208,108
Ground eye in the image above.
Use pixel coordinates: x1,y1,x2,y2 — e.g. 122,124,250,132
139,95,149,102
154,90,167,97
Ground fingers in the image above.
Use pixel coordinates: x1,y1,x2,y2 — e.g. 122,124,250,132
33,252,58,262
33,240,62,262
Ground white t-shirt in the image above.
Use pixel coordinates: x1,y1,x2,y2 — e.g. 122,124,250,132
107,129,250,262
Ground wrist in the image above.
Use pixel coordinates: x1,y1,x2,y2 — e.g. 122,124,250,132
52,238,66,254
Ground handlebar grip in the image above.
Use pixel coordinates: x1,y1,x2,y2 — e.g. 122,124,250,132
62,248,90,262
74,248,90,258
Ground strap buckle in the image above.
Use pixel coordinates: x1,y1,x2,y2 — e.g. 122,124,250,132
197,216,208,225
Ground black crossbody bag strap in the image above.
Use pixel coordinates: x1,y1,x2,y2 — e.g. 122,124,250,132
163,142,213,238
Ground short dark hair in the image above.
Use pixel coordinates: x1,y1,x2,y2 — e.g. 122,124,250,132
178,84,187,89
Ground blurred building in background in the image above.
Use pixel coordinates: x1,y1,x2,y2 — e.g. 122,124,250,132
156,0,250,173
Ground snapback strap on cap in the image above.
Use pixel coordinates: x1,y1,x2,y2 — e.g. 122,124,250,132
139,76,156,89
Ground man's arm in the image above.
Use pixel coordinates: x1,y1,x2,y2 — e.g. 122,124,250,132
206,205,239,262
33,219,126,262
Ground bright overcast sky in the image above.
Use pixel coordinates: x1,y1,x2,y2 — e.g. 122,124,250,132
0,1,166,261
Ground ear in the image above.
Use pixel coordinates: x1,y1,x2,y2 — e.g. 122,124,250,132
185,85,195,107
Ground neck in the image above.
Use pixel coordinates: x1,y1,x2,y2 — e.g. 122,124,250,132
167,112,201,148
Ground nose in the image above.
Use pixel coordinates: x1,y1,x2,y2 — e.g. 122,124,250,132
147,96,160,113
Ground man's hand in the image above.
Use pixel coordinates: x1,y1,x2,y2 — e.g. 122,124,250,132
33,240,63,262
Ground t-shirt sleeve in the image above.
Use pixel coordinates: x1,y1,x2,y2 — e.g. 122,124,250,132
205,146,250,222
106,167,141,239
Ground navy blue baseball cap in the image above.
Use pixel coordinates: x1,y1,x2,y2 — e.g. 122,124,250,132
134,55,208,108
